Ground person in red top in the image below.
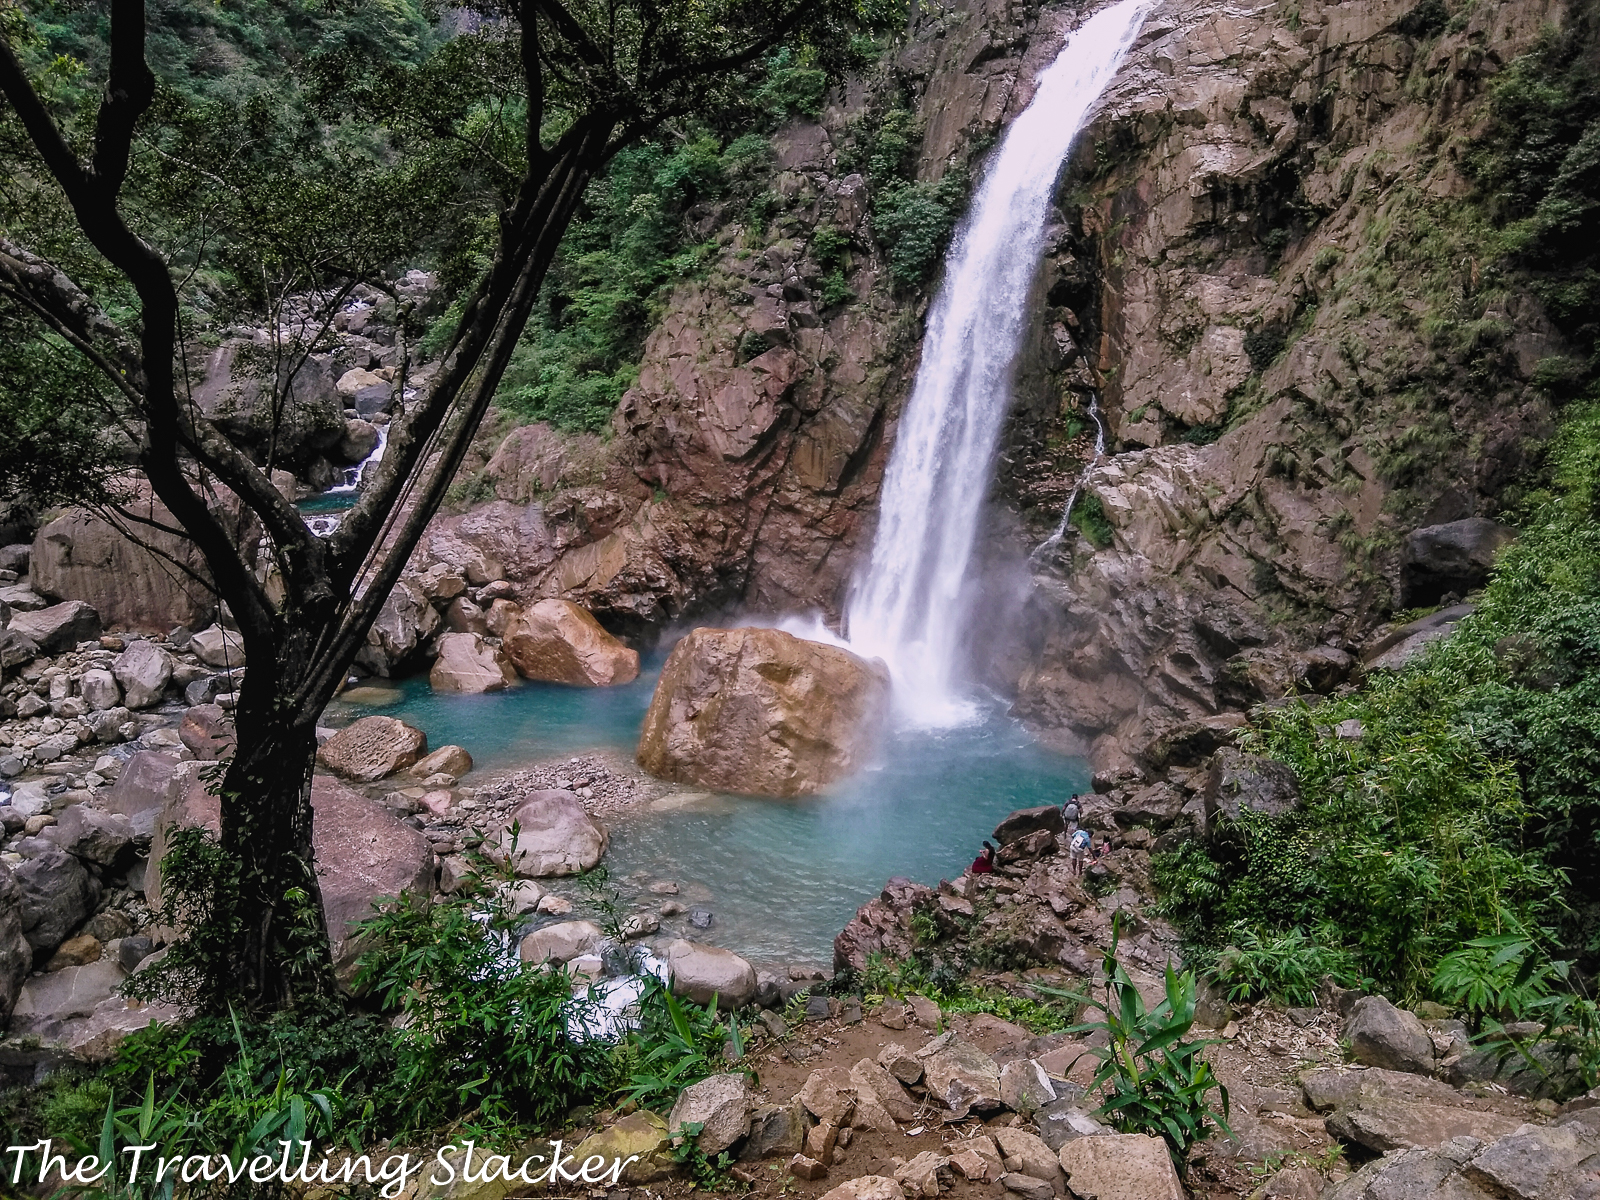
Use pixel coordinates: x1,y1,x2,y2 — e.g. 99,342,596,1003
969,841,996,875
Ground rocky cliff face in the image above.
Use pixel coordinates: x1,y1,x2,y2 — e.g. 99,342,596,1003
437,0,1568,767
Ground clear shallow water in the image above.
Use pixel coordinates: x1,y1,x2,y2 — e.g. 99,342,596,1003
328,669,1088,965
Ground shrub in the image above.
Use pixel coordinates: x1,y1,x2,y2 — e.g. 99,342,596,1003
873,173,968,290
1209,924,1358,1006
620,979,743,1110
1046,916,1229,1170
353,890,613,1133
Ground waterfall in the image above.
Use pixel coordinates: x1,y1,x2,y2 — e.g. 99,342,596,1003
844,0,1149,725
1032,391,1109,562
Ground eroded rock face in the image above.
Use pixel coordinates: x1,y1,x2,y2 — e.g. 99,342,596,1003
0,863,31,1026
636,626,888,797
503,599,639,686
1401,519,1517,608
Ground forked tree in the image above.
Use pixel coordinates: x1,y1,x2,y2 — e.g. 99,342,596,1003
0,0,852,1008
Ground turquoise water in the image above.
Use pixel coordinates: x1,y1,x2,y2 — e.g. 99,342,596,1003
328,665,1089,965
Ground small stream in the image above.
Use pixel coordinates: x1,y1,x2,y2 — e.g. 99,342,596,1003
327,669,1088,966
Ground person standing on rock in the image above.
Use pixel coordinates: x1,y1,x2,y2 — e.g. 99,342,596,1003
1069,828,1092,877
969,841,995,875
1062,794,1081,835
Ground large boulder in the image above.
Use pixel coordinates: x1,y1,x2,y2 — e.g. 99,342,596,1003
0,863,30,1026
915,1032,1003,1115
358,579,441,676
190,624,246,669
45,806,133,867
1400,518,1516,608
410,745,472,779
112,640,173,709
1345,995,1435,1076
1324,1120,1600,1200
497,790,607,877
179,704,235,761
103,751,183,830
429,632,517,694
503,599,640,687
13,849,96,960
636,626,889,797
30,495,219,633
316,715,428,782
194,338,345,467
1057,1133,1183,1200
1203,748,1301,825
664,938,757,1008
9,601,101,655
8,960,126,1036
518,920,604,965
667,1073,752,1155
144,772,430,978
1304,1066,1528,1155
79,669,121,711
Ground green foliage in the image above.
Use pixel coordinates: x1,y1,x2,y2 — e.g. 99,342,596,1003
1048,917,1229,1169
873,171,969,290
1070,492,1114,549
754,47,830,122
619,977,742,1110
1157,401,1600,1000
858,952,1071,1032
669,1121,742,1190
495,133,765,431
353,890,613,1134
1432,933,1558,1029
1468,15,1600,358
1208,924,1358,1006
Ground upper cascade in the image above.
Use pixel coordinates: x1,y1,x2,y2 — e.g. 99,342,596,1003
843,0,1150,726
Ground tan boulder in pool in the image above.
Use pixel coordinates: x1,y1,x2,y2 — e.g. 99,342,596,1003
429,631,516,693
503,599,640,686
636,626,889,797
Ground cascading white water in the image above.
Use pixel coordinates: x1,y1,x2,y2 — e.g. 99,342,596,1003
844,0,1149,725
1032,391,1109,561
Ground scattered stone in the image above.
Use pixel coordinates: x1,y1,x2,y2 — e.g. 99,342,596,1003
816,1176,905,1200
1057,1133,1184,1200
946,1136,1001,1183
667,1073,751,1156
9,601,102,655
635,626,889,797
190,624,246,669
851,1058,919,1122
1346,994,1436,1076
572,1111,675,1184
45,933,101,971
799,1068,859,1127
117,935,154,973
1034,1099,1110,1152
894,1152,949,1198
14,848,95,957
498,790,608,876
916,1032,1002,1114
789,1155,828,1181
536,894,572,915
991,1128,1062,1191
806,1122,840,1166
112,640,173,709
79,669,121,711
998,1172,1053,1200
998,1059,1057,1114
741,1100,809,1161
1401,518,1517,608
665,938,757,1008
45,805,133,866
500,879,545,914
503,599,640,687
518,920,604,965
907,995,941,1028
878,1043,923,1086
689,907,714,929
411,745,473,779
316,715,428,782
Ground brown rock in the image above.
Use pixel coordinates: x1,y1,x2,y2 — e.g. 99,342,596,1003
851,1057,919,1122
9,601,102,655
429,632,516,694
316,715,428,782
816,1176,905,1200
484,598,521,637
636,626,888,798
1057,1133,1183,1200
503,599,639,686
30,492,221,633
498,790,608,877
799,1068,858,1126
179,704,236,761
790,1154,828,1181
410,745,473,778
46,933,102,971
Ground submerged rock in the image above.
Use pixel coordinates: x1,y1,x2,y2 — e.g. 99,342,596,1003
503,599,640,686
636,626,889,797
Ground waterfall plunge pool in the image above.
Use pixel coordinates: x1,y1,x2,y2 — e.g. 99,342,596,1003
327,666,1089,967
